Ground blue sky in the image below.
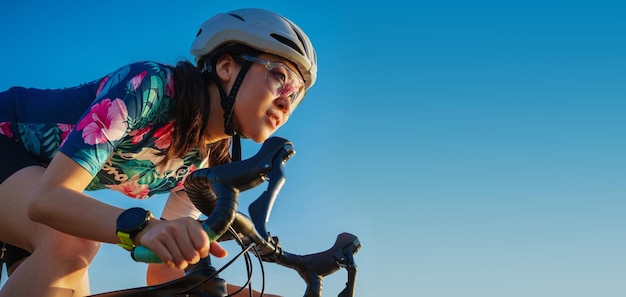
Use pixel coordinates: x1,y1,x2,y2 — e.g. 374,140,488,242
1,1,625,296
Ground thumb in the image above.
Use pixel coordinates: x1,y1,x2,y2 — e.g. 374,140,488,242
209,241,228,258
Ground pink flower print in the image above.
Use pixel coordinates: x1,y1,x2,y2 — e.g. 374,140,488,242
129,71,148,91
76,98,128,145
108,177,150,199
154,122,174,149
96,75,109,96
0,122,13,138
166,72,175,97
57,124,73,141
129,125,151,144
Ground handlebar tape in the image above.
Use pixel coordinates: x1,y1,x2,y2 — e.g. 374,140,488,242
130,136,293,264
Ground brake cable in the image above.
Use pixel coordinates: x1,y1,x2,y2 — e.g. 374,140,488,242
178,242,254,294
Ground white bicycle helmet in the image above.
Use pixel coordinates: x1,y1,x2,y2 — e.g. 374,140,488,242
190,8,317,89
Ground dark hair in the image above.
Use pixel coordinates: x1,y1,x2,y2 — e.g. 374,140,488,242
159,60,231,167
161,44,262,167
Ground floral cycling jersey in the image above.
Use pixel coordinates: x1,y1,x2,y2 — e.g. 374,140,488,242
0,61,207,198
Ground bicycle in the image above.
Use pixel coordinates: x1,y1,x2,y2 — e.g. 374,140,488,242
85,136,361,297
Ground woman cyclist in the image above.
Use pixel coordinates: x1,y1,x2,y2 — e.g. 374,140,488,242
0,8,315,297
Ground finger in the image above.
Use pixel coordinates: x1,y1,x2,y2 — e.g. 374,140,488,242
160,235,188,269
209,241,228,258
137,221,177,268
177,225,202,264
158,222,195,269
141,233,178,268
187,221,211,258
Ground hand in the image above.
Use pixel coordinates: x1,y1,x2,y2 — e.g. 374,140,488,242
135,217,227,269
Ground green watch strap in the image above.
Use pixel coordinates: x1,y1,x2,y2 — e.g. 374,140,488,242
117,231,135,251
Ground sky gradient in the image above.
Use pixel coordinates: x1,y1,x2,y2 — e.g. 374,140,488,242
1,1,625,296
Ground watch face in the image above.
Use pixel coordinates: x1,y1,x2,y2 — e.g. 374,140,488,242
117,207,149,233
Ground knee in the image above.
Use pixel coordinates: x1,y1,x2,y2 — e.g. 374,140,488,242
38,232,101,269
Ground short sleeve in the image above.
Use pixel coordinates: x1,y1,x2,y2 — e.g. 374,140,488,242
161,190,202,220
58,62,173,176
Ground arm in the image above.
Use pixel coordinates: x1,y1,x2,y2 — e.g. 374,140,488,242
27,152,217,269
28,62,217,269
25,63,157,243
28,152,123,244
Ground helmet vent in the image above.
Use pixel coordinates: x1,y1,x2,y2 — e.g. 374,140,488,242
270,33,304,56
227,13,245,22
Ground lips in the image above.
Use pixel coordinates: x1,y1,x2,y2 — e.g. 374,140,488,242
266,111,281,129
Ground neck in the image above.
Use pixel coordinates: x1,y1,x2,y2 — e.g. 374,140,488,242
205,82,230,144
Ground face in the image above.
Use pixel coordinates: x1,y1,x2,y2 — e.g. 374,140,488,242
231,54,305,142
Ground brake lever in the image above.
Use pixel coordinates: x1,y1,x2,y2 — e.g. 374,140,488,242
248,143,293,240
259,233,362,297
337,237,360,297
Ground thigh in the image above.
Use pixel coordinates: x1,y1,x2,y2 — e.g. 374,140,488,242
0,135,45,251
4,243,29,274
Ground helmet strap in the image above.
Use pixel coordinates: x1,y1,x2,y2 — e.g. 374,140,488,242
207,58,253,162
213,60,253,136
231,133,242,162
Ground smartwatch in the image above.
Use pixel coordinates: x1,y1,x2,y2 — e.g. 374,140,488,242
116,207,153,251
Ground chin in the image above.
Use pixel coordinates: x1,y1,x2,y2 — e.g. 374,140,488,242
247,132,271,143
240,124,274,143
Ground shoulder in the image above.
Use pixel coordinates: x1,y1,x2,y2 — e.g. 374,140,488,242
92,61,175,127
126,61,174,95
132,61,173,86
122,61,173,74
97,61,174,95
128,61,174,76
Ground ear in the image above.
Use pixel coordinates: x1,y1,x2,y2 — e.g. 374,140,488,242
214,54,238,82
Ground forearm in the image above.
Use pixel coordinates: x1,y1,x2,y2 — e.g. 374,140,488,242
27,153,124,244
28,184,123,244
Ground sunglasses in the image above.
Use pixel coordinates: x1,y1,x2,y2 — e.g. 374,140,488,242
240,55,306,112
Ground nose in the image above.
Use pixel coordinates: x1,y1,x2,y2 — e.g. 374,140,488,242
275,96,292,114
